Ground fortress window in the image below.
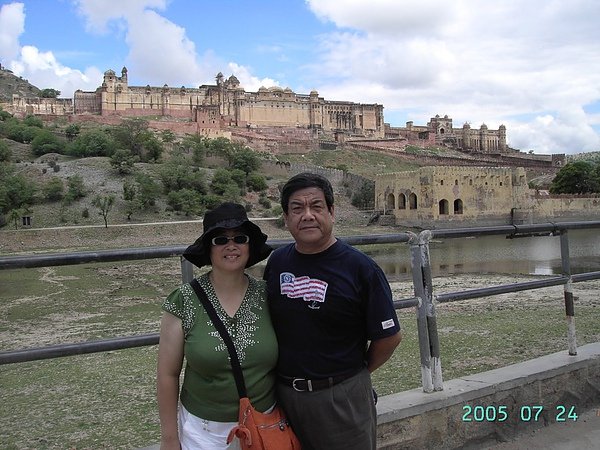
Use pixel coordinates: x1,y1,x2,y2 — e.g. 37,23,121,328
455,179,458,185
398,193,406,209
439,199,449,215
454,199,463,214
440,180,444,185
409,193,418,210
386,193,395,211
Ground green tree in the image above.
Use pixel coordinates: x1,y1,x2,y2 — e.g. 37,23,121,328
40,88,61,98
246,173,268,192
550,161,600,194
43,176,65,201
229,145,260,174
180,134,207,166
111,118,160,162
65,123,81,142
201,193,222,210
210,168,241,197
110,149,138,174
0,140,11,162
230,169,247,189
0,107,13,121
31,129,62,156
159,158,207,194
23,115,44,128
143,135,164,162
160,130,176,145
3,122,39,143
92,194,116,228
0,165,36,214
135,173,161,208
351,180,375,209
7,208,22,229
63,174,86,205
69,129,116,157
123,179,138,220
166,188,203,216
122,173,161,219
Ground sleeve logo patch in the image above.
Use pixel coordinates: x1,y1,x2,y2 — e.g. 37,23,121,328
381,319,395,330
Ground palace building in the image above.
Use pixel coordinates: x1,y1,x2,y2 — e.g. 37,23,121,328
68,67,385,137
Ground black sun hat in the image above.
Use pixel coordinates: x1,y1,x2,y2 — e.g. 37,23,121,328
183,202,272,269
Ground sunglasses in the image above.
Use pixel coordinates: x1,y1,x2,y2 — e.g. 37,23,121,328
211,234,250,246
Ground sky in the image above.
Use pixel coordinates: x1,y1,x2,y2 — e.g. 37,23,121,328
1,0,599,155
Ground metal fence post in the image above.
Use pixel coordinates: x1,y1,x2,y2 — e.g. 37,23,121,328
408,231,432,392
560,230,577,356
408,231,444,392
418,230,444,391
181,258,194,283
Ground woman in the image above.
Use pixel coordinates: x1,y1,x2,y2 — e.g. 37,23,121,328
157,202,276,450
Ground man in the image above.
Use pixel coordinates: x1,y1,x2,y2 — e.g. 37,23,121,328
263,172,402,450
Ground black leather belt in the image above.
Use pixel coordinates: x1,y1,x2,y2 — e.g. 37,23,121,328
278,371,358,392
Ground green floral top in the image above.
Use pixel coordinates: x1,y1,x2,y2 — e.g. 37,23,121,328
162,273,278,422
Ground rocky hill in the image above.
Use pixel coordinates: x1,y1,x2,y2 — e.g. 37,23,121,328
0,67,41,102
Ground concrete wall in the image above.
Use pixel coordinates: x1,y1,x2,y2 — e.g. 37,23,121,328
139,342,600,450
376,342,600,449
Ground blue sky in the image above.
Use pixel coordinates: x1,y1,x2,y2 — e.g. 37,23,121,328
1,0,600,155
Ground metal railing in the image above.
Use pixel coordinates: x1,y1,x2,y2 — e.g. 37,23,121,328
1,220,600,393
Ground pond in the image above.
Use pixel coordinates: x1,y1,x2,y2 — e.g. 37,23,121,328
364,228,600,281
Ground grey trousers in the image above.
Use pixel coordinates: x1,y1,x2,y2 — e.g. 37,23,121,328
276,368,377,450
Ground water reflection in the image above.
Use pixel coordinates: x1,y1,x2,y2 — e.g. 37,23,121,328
364,228,600,281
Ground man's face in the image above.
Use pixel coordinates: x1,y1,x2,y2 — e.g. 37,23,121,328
284,187,335,253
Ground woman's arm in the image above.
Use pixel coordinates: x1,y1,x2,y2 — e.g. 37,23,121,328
157,312,185,450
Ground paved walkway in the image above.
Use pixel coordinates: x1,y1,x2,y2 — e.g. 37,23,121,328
484,407,600,450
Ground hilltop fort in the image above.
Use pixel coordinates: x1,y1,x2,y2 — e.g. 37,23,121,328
1,66,564,166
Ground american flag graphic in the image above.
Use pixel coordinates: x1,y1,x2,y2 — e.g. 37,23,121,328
280,272,328,303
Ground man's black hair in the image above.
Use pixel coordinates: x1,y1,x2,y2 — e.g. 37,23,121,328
281,172,334,213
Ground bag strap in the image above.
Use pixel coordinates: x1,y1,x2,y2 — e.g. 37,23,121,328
189,278,248,398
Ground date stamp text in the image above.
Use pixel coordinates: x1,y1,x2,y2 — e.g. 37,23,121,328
462,405,579,422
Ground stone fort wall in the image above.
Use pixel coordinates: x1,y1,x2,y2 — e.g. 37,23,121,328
376,166,599,228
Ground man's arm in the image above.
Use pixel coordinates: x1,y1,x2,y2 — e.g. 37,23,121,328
366,332,402,373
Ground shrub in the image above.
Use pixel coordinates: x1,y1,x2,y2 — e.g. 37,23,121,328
247,173,268,192
68,129,116,157
0,141,11,162
258,196,271,209
31,129,62,156
43,177,65,201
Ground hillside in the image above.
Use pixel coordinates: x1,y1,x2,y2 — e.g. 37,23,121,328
0,118,565,240
1,136,391,237
0,67,42,102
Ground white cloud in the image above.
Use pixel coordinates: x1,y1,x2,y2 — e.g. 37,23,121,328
0,1,101,96
12,45,102,94
0,2,25,63
1,0,278,98
73,0,168,34
508,110,600,155
73,0,275,90
227,62,280,92
305,0,600,154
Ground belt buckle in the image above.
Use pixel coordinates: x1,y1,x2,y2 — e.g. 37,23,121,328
292,378,313,392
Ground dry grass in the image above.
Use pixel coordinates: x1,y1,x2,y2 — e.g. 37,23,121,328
2,259,599,449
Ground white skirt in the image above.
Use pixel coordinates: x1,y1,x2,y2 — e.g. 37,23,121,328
178,404,241,450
